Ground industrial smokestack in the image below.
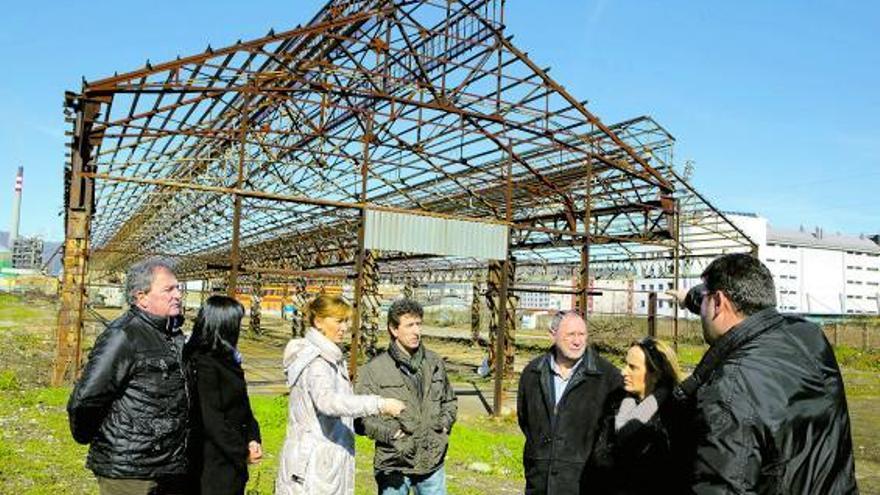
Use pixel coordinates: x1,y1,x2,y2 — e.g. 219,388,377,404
10,166,22,245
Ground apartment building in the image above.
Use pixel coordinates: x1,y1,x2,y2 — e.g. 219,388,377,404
624,214,880,317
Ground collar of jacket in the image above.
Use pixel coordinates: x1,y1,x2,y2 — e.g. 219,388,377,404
130,305,183,335
674,307,783,400
533,346,602,416
305,327,343,365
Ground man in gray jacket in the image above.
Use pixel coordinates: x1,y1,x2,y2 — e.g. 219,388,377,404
355,298,457,495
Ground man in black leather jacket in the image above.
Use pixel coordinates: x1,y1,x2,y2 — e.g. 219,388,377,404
68,258,190,495
671,253,858,494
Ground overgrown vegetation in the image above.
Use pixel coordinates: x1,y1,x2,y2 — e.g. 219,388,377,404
0,386,524,495
835,346,880,373
423,306,479,328
1,294,879,493
0,293,49,323
0,387,92,494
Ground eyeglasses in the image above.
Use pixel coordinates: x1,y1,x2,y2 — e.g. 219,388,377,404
635,336,664,372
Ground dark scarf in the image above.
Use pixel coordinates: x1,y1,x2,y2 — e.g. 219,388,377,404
673,307,783,400
389,341,426,399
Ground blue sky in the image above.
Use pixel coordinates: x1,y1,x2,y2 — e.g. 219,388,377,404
1,0,878,241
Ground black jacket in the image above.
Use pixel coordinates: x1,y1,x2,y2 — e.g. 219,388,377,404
67,307,189,479
592,390,689,495
517,346,624,495
186,350,261,495
679,308,858,494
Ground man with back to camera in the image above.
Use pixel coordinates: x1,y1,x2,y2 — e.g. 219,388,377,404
67,258,190,495
516,309,624,495
355,298,457,494
669,253,858,493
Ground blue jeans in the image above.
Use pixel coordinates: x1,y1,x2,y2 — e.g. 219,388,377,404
376,467,447,495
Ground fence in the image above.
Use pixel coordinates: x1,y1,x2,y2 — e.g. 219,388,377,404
823,321,880,351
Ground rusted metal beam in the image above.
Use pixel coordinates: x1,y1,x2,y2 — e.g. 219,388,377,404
61,2,759,417
647,292,658,337
53,98,100,386
454,0,673,192
85,6,396,91
228,86,251,297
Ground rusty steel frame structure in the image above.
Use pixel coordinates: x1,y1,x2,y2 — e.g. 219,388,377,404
54,0,755,413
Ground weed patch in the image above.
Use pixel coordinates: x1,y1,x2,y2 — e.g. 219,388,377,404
0,386,91,494
835,346,880,373
0,370,21,391
1,296,878,494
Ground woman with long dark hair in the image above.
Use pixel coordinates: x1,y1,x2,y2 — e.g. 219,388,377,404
596,337,688,494
185,295,262,495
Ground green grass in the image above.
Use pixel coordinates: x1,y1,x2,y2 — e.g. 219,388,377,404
0,294,49,323
244,394,524,494
835,346,880,373
0,369,21,391
674,343,709,369
442,415,523,476
0,386,523,495
9,384,873,494
1,293,879,493
243,395,288,493
0,387,92,495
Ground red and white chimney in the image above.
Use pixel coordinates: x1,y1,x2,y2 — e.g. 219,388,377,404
10,166,22,245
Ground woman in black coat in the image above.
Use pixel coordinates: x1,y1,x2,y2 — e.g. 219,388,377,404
185,295,262,495
597,337,689,494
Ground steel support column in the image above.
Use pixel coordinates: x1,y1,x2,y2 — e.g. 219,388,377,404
490,128,514,416
503,260,517,374
179,283,188,317
672,197,681,350
647,292,657,337
291,278,308,338
402,279,415,300
53,99,99,385
577,246,590,316
349,111,373,379
351,237,365,372
53,212,91,385
228,86,251,297
577,150,594,322
487,260,502,413
488,256,515,415
471,280,482,346
249,274,262,335
201,278,209,304
360,250,381,358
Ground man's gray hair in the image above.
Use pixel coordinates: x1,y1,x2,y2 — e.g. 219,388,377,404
549,309,583,333
125,257,177,305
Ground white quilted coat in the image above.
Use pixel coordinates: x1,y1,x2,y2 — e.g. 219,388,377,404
275,328,382,495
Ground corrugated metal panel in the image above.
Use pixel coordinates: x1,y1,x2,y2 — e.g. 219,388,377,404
364,210,508,260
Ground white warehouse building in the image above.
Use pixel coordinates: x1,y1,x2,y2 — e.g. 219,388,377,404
621,214,880,317
763,227,880,315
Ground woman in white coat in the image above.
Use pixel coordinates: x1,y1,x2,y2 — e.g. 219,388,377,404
276,295,405,495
